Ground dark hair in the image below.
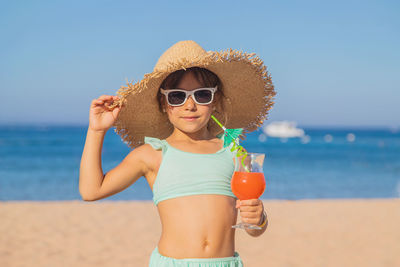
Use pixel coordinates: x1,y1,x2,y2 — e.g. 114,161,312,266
160,67,220,90
157,67,227,129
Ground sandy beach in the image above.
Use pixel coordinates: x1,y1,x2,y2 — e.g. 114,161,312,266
1,199,399,267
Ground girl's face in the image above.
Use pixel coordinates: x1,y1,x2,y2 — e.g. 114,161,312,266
163,71,216,135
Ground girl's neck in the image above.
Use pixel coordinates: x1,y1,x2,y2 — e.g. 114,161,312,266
168,127,214,142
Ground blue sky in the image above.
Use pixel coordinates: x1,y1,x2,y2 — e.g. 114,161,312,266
1,0,399,127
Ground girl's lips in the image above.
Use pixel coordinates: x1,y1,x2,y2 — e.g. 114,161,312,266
182,116,199,121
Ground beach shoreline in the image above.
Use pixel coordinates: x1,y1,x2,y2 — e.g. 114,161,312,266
1,199,399,267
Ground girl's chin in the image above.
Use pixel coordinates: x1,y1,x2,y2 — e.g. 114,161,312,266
175,124,207,133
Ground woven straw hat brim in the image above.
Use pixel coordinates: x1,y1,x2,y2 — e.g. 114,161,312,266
110,48,275,149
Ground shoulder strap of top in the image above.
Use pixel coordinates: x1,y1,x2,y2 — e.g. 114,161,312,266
144,136,168,154
216,132,225,141
217,130,244,171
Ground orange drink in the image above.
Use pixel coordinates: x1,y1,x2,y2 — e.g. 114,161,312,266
231,171,265,200
231,153,266,229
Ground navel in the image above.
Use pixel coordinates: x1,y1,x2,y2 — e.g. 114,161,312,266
203,239,210,249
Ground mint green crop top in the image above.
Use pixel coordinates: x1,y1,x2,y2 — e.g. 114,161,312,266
144,134,238,206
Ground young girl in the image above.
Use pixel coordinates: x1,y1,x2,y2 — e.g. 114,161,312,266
79,40,275,266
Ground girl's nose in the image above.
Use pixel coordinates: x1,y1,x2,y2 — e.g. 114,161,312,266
184,95,196,109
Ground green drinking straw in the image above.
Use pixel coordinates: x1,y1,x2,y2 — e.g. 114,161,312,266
211,115,250,172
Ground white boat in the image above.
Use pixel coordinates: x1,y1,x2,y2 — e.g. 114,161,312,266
262,121,305,138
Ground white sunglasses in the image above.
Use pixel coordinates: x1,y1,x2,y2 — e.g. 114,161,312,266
160,86,218,106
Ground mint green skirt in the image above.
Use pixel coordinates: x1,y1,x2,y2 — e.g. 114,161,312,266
149,247,244,267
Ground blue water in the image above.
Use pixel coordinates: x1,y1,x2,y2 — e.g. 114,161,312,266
0,125,399,201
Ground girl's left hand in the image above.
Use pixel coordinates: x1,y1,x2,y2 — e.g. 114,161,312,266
236,199,264,225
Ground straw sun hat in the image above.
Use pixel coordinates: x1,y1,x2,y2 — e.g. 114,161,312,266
109,40,276,148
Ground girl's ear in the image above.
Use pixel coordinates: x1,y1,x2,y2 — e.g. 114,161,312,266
212,92,222,112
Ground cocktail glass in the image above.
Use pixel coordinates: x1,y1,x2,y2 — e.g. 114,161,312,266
231,153,266,230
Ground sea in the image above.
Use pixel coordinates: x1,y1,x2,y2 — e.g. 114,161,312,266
0,125,399,201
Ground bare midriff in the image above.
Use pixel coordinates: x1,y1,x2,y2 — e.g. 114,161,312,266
156,194,238,259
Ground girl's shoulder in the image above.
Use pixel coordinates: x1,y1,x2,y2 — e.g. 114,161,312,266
144,136,168,151
129,139,163,176
142,136,166,163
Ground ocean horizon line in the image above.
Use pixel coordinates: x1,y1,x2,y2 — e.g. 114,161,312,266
0,123,398,131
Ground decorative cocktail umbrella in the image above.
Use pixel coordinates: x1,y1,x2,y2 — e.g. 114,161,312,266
211,115,249,172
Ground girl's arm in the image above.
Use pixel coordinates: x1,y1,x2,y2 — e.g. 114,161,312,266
79,128,106,200
79,129,148,201
79,95,147,201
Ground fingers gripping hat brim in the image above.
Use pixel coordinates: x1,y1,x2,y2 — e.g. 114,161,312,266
109,44,276,149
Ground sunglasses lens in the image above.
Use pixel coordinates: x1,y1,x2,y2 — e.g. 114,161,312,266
194,90,212,104
168,91,186,105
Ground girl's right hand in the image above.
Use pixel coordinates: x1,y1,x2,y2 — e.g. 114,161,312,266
89,95,122,133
